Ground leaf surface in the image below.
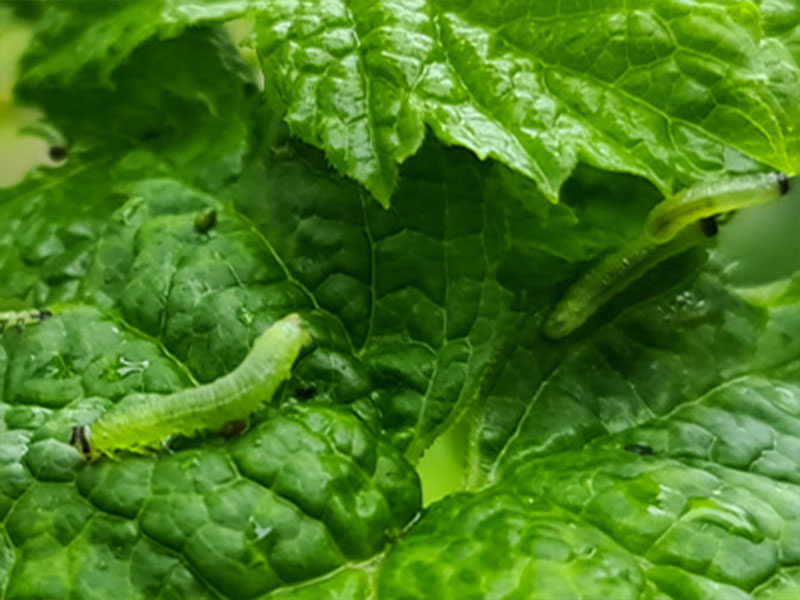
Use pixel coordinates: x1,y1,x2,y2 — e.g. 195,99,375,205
16,1,800,203
2,7,799,600
378,274,800,599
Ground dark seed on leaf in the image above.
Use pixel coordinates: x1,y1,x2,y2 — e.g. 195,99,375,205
194,208,217,234
223,420,248,438
294,384,317,400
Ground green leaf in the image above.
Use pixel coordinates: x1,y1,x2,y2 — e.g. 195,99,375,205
3,8,800,599
229,125,674,457
1,38,423,593
0,33,670,591
377,274,800,599
762,0,800,63
0,160,421,597
470,271,800,481
15,27,254,191
255,0,800,203
15,1,799,204
7,108,795,596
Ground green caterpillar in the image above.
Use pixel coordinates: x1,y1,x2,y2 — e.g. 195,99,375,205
645,171,790,243
71,313,310,461
543,224,707,339
544,171,793,339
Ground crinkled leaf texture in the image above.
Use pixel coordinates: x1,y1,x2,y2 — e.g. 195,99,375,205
15,0,800,204
1,13,799,600
383,272,800,599
0,141,426,598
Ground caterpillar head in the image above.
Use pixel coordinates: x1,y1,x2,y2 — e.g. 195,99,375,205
70,425,94,461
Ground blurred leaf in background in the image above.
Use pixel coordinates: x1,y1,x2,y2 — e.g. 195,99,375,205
0,7,51,187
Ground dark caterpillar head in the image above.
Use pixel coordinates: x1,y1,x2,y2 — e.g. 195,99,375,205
699,216,719,238
48,146,68,161
70,425,93,460
222,420,248,438
777,171,790,196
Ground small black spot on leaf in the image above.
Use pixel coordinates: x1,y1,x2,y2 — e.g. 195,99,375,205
625,443,654,456
194,208,217,234
294,384,317,400
140,129,162,142
222,420,248,438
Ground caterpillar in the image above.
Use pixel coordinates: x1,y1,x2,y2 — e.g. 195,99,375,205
70,313,310,461
544,171,795,339
645,171,791,243
543,224,707,339
0,309,52,333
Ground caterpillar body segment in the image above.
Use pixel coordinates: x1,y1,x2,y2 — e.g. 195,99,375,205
543,225,706,340
645,172,791,244
72,313,310,461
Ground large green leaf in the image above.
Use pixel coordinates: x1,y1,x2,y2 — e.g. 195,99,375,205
14,1,799,204
0,158,421,600
471,271,800,480
2,9,800,600
1,29,417,597
377,274,800,599
0,26,674,596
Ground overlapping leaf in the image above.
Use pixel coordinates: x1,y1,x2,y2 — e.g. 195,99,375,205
378,273,800,599
2,6,800,600
15,1,799,204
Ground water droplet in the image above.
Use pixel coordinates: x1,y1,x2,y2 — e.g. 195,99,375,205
253,524,273,541
116,357,150,377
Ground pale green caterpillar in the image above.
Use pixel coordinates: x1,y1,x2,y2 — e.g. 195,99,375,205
543,224,707,339
71,313,310,461
645,171,790,243
0,308,52,332
544,171,794,339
